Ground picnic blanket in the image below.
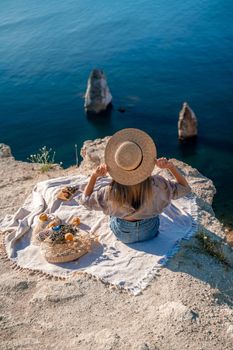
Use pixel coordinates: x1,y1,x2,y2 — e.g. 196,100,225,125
0,175,198,295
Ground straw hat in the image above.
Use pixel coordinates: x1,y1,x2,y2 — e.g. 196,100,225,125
105,128,157,185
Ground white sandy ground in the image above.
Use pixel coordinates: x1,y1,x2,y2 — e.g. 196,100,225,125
0,150,233,350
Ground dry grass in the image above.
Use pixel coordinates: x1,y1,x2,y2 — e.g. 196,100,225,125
40,163,55,173
196,231,230,267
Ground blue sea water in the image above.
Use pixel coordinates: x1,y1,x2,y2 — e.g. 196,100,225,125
0,0,233,224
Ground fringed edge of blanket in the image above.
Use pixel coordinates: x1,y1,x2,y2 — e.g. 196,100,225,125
127,193,200,296
160,193,199,265
0,229,133,295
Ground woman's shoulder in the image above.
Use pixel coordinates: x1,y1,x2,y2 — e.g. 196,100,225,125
151,174,169,189
95,178,112,192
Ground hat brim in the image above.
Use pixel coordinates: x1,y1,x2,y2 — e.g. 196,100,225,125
104,128,157,185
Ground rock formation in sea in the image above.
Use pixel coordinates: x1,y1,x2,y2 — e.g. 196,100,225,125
178,102,198,140
84,69,112,114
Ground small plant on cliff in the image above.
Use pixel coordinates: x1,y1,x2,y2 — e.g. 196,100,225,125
196,231,230,267
27,146,58,173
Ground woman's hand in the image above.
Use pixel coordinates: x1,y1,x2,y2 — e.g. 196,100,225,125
92,164,108,178
84,164,108,197
155,157,175,170
155,157,190,188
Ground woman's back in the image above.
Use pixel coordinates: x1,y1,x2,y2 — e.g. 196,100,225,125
80,173,191,221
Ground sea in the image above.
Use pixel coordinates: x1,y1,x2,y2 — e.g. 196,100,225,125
0,0,233,225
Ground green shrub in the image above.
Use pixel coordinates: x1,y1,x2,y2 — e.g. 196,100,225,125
27,146,57,172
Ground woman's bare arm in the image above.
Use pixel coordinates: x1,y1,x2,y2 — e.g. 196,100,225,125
155,158,190,187
84,164,108,196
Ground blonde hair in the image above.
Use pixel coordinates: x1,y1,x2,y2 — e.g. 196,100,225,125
108,177,153,210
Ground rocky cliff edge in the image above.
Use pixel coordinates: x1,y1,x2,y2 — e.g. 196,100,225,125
0,139,233,350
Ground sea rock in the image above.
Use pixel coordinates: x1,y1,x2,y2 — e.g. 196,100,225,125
0,144,12,158
84,69,112,114
118,107,126,113
178,102,198,139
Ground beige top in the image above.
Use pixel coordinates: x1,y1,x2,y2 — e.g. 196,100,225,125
79,174,191,220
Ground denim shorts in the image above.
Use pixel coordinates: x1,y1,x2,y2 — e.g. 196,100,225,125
109,216,160,244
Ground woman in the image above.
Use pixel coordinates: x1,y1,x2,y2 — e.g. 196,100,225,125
80,128,191,244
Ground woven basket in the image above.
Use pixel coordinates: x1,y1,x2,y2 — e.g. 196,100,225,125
41,234,98,264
